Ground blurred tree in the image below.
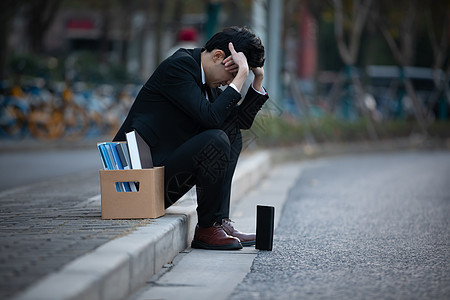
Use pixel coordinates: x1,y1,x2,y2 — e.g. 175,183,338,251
333,0,372,66
171,0,186,45
426,1,449,73
204,0,223,40
154,0,168,64
222,0,251,28
0,0,21,81
25,0,61,54
371,0,429,134
98,0,112,65
426,0,450,120
308,1,344,72
119,0,133,65
332,0,377,139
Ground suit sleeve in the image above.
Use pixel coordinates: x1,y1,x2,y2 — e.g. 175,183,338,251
159,55,242,128
234,85,269,129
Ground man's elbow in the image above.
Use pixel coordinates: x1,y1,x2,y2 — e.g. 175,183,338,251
239,118,254,130
202,113,224,129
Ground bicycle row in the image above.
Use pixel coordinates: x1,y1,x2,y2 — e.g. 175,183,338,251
0,80,140,140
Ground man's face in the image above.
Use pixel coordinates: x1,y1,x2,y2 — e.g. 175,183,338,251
205,51,236,88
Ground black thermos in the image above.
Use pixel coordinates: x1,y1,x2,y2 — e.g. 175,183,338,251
255,205,275,251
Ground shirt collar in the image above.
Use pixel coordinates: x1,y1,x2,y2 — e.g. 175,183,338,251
201,63,206,85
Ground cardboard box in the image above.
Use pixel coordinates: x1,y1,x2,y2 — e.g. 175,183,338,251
100,167,165,219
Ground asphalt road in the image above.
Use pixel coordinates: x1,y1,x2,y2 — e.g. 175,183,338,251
0,148,102,191
230,150,450,300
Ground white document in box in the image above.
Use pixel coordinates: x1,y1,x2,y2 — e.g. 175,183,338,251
126,130,154,169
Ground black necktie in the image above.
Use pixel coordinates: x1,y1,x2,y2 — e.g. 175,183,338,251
201,83,207,96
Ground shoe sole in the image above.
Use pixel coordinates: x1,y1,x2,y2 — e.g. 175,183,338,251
191,240,243,250
241,240,256,247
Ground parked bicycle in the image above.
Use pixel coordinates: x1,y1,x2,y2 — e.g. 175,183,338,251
0,79,138,140
27,81,88,139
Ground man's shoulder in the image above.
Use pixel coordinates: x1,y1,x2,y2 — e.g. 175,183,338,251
172,47,194,57
160,48,201,78
167,48,197,64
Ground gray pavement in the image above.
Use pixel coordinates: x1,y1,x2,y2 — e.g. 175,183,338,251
230,150,450,299
128,162,303,300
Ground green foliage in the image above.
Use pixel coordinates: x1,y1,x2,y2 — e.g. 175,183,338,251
8,51,134,84
66,51,133,84
427,121,450,138
70,51,104,83
8,54,66,82
9,54,45,77
246,115,450,148
317,18,344,71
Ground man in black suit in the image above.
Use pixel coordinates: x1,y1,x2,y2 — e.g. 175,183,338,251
114,27,269,250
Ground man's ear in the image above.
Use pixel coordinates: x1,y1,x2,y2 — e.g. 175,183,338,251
212,49,226,63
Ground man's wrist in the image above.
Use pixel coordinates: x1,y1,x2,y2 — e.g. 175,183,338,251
252,76,264,94
252,83,266,95
229,83,239,93
231,68,249,92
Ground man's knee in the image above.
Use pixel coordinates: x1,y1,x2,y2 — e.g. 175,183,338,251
202,129,231,153
192,130,231,182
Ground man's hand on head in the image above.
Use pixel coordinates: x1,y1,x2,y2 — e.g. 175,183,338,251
223,42,249,76
223,42,249,92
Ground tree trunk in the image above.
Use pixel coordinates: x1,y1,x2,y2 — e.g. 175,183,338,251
0,1,18,81
26,0,60,54
119,0,133,66
171,0,185,46
154,0,167,65
333,0,377,140
426,2,449,120
333,0,373,65
373,2,429,135
99,0,111,64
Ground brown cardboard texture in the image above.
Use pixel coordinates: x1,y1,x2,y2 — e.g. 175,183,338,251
100,167,164,219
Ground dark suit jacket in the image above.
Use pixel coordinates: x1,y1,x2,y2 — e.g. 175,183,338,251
113,48,269,165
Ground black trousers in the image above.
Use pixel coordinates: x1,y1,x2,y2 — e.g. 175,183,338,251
162,128,242,228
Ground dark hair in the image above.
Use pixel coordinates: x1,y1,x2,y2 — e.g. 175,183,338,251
204,26,265,68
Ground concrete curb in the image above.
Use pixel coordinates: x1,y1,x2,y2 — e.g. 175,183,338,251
14,151,273,300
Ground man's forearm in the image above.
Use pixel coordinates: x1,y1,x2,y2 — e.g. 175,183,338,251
251,67,265,94
252,75,264,94
231,69,249,92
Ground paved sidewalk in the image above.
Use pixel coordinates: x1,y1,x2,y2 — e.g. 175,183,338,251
0,142,271,300
129,162,303,300
0,169,151,299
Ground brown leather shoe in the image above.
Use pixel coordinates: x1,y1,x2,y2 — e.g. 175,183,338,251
191,223,243,250
221,218,256,247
